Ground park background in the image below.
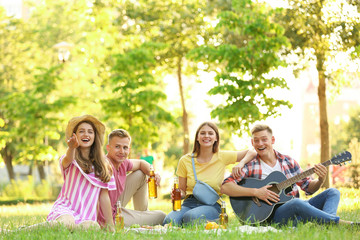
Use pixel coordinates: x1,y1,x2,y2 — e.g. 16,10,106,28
0,0,360,232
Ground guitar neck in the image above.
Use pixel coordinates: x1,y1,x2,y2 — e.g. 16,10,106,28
277,160,332,190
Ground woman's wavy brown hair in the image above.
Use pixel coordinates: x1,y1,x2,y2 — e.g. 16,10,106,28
73,120,112,182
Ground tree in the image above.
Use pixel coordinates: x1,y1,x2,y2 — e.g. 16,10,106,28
0,0,105,181
0,8,34,180
4,66,75,181
117,0,211,154
279,0,360,187
101,43,177,151
188,0,291,135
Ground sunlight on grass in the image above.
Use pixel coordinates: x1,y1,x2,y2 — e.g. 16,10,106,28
0,203,52,216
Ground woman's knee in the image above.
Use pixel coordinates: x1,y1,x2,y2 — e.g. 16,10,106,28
54,215,76,230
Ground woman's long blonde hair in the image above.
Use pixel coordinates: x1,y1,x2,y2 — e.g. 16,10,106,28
73,120,112,182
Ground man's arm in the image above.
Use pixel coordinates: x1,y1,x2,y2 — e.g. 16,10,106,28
306,163,327,194
221,181,280,206
178,176,187,199
130,159,161,186
232,150,257,179
62,133,78,169
130,159,149,173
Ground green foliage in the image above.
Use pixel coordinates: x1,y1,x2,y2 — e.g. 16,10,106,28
0,0,85,180
277,0,360,181
117,0,214,154
188,0,291,135
344,164,360,189
331,107,360,154
1,65,75,166
122,0,208,67
2,178,34,200
0,177,57,201
101,43,177,151
279,0,360,72
34,180,54,200
1,0,357,187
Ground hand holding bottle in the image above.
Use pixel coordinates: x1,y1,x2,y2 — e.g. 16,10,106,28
172,176,181,211
148,165,158,199
154,173,161,187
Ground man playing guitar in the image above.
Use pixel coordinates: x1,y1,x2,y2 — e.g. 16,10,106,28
221,124,358,226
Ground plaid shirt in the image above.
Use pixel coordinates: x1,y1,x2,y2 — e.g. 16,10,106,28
223,150,312,197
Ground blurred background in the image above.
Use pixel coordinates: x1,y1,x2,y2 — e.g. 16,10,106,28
1,0,360,203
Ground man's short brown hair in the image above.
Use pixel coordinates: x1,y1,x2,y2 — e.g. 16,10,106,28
251,124,273,136
108,129,131,143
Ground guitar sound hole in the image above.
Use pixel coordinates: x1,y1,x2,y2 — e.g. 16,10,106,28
268,184,279,194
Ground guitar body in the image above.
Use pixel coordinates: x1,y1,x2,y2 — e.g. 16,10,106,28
230,171,294,224
229,151,351,224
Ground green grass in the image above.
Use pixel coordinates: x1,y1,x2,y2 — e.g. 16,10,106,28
1,188,359,239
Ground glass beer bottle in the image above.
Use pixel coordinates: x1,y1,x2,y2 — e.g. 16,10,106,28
148,164,157,199
115,200,124,231
219,200,228,228
172,176,182,211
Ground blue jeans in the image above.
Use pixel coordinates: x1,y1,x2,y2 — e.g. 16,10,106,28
271,188,341,225
163,196,221,226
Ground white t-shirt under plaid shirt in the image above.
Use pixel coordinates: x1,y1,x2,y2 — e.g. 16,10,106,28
222,150,312,197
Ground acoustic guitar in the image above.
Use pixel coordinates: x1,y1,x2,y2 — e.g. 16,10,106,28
230,151,352,224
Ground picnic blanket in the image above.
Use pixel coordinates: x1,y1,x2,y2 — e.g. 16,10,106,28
127,225,280,234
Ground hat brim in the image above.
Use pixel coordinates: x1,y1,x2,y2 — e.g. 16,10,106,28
65,115,105,145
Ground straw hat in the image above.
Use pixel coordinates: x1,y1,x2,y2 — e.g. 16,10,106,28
65,115,106,145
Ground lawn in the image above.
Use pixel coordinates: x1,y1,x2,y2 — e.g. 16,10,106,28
1,188,359,240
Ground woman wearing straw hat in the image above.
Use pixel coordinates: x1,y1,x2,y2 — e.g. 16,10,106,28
47,115,116,231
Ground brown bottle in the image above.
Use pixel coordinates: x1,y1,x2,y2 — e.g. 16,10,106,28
115,200,124,231
172,176,182,211
219,200,228,228
148,164,157,199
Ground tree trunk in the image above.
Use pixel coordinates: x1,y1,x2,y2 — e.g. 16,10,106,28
37,162,46,181
177,57,190,154
2,145,15,181
317,52,330,188
28,164,33,176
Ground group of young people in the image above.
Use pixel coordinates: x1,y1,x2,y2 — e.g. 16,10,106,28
46,115,165,231
43,114,357,232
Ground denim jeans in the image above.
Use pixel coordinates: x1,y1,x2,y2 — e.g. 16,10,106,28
163,196,221,226
271,188,341,225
